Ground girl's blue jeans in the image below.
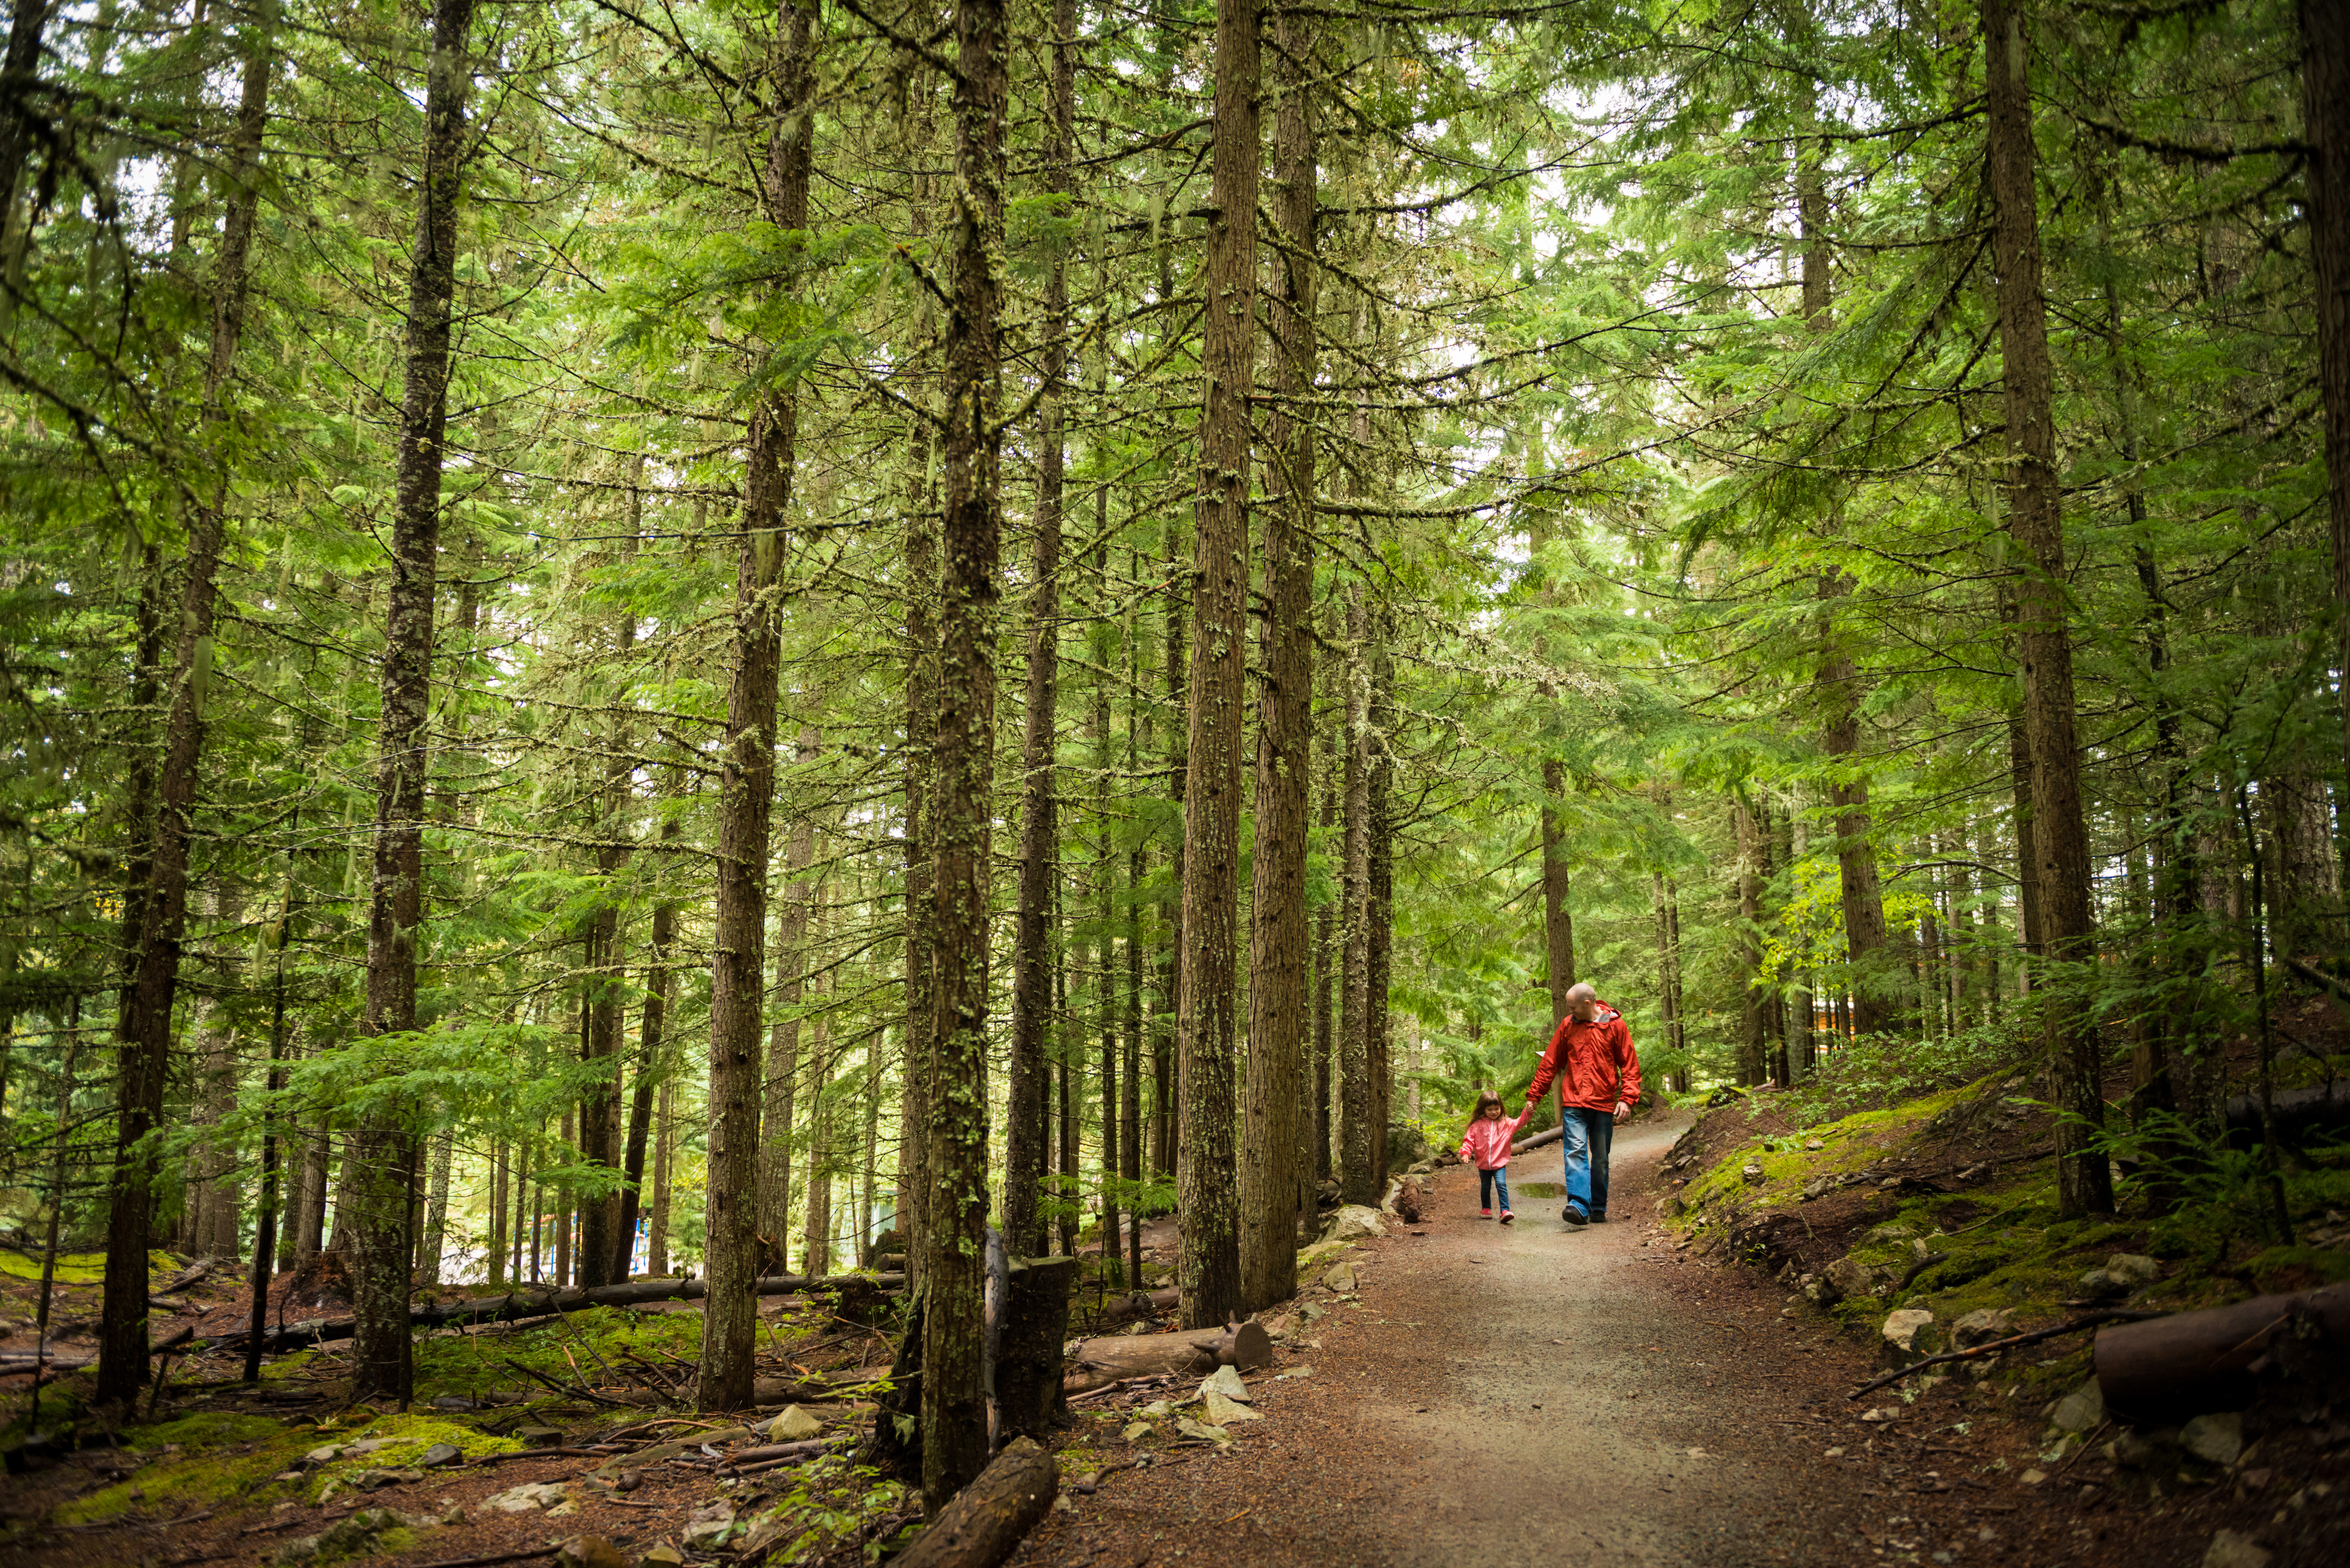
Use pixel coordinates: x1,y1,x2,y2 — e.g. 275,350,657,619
1478,1167,1511,1211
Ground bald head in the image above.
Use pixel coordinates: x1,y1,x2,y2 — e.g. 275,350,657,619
1566,982,1598,1021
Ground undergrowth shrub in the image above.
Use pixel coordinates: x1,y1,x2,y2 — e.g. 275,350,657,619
1783,1023,2026,1124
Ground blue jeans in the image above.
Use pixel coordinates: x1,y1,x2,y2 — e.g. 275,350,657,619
1478,1168,1512,1211
1560,1106,1614,1218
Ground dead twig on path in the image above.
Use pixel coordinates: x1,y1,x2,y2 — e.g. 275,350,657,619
1845,1310,2166,1400
411,1550,559,1568
499,1357,633,1408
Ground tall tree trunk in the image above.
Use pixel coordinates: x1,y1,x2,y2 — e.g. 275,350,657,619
1174,0,1260,1332
616,785,679,1279
1816,570,1894,1033
97,4,276,1406
1003,0,1075,1253
1985,0,2110,1217
698,0,815,1412
1733,795,1767,1085
1339,588,1374,1203
1366,622,1395,1187
899,401,938,1289
580,586,637,1288
1242,0,1314,1310
2303,0,2350,795
762,733,820,1263
1123,556,1148,1287
648,1077,674,1277
348,0,473,1406
923,0,1008,1503
1314,724,1335,1182
802,974,833,1276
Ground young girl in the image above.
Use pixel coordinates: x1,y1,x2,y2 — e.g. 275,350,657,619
1457,1089,1528,1223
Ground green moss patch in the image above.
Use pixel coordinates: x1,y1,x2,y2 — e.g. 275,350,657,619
327,1412,522,1470
59,1415,312,1524
0,1248,180,1286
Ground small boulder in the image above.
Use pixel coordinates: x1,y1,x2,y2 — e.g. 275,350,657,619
1952,1308,2015,1350
763,1405,823,1442
1175,1415,1231,1443
1804,1138,1825,1151
418,1443,462,1469
1657,1194,1686,1218
1202,1389,1261,1426
1800,1177,1831,1202
1322,1261,1358,1294
556,1538,632,1568
1121,1420,1153,1441
484,1482,570,1513
515,1426,567,1449
1866,1222,1918,1244
2110,1428,2178,1470
1322,1205,1387,1244
2077,1268,2131,1301
1859,1406,1903,1424
635,1545,686,1568
1824,1256,1878,1300
1881,1309,1941,1368
2182,1412,2244,1466
1741,1162,1767,1185
2201,1530,2271,1568
2050,1379,2105,1435
1201,1365,1251,1403
2106,1253,2161,1286
681,1501,737,1550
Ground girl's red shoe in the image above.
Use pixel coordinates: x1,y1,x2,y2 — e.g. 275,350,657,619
1500,1210,1515,1224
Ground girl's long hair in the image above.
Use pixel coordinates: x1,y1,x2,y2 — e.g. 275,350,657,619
1471,1089,1506,1121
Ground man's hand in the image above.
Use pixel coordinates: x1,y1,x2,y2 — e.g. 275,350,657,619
1613,1101,1631,1126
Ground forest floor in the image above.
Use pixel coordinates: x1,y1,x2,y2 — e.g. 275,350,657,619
5,1085,2349,1568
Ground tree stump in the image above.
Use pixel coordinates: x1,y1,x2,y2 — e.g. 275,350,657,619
994,1254,1077,1442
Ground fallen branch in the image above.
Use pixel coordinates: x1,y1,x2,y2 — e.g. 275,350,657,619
462,1447,605,1465
500,1357,634,1409
1847,1310,2165,1400
1510,1126,1563,1155
411,1550,558,1568
1894,1253,1951,1294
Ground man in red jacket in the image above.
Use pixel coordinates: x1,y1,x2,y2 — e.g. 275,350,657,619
1524,982,1641,1227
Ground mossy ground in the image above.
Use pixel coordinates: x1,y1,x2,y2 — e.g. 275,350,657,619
57,1411,315,1524
1667,1065,2350,1375
0,1247,180,1286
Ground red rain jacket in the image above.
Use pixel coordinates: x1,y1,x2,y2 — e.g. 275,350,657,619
1525,1004,1642,1115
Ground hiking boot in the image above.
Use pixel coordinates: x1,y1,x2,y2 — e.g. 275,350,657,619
1561,1205,1588,1227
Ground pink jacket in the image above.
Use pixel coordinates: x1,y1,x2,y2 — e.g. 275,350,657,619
1457,1109,1528,1171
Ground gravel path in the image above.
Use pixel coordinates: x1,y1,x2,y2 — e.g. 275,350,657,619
1017,1110,1901,1568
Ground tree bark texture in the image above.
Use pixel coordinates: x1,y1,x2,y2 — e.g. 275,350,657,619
923,0,1007,1505
1984,0,2111,1216
1340,588,1374,1204
1816,569,1894,1033
1004,0,1076,1256
2303,0,2350,797
1175,0,1260,1332
97,6,276,1406
698,0,815,1412
1241,1,1315,1312
349,0,474,1406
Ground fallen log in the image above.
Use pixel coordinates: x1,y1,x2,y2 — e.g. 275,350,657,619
1084,1286,1180,1328
208,1272,905,1354
893,1435,1058,1568
751,1363,896,1405
1063,1319,1270,1394
2095,1281,2350,1424
1510,1126,1563,1155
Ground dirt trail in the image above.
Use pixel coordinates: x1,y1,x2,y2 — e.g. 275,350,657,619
1018,1111,1946,1568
